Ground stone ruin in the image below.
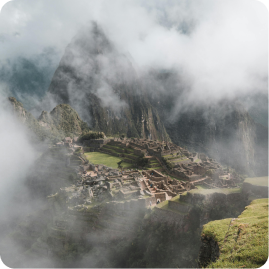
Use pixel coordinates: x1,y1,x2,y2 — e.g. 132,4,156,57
53,135,240,197
46,138,245,245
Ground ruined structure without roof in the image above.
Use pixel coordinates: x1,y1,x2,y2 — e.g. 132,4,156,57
52,136,238,212
56,136,235,187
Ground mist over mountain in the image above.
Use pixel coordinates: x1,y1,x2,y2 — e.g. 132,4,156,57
0,1,268,268
0,48,60,110
45,22,267,176
1,15,268,175
47,23,170,141
8,96,89,143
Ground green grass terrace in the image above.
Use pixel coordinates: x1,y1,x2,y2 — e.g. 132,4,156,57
84,152,133,169
202,198,268,268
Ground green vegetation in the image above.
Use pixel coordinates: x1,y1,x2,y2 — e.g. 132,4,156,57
202,218,232,244
78,132,105,143
155,200,169,209
146,166,162,170
195,185,208,190
8,97,90,143
136,156,149,168
161,157,175,170
105,144,122,150
171,158,188,163
48,104,89,136
170,195,180,202
84,152,132,169
244,176,268,187
202,198,268,268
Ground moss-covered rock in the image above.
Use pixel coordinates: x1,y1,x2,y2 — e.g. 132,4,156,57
45,104,89,137
8,97,62,143
8,97,90,143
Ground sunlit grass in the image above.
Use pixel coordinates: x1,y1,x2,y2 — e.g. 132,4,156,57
203,198,268,268
84,152,132,169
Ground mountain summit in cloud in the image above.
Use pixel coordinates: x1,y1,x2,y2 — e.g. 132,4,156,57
46,22,267,176
48,22,169,141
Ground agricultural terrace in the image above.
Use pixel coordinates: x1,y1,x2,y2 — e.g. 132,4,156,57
84,152,132,169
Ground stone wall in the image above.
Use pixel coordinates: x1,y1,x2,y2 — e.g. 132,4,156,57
155,192,168,203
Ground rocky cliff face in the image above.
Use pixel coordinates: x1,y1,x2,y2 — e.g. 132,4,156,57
8,96,53,141
8,97,89,142
38,103,89,137
160,101,262,175
48,23,169,141
47,23,267,175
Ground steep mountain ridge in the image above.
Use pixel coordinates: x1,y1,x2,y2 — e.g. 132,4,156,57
47,23,267,176
8,97,89,142
160,102,262,175
48,23,170,141
38,103,89,136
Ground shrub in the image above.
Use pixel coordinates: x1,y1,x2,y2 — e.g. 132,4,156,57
161,157,174,170
78,132,105,143
136,157,149,168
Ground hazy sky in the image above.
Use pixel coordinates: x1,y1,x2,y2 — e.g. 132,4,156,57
0,0,267,112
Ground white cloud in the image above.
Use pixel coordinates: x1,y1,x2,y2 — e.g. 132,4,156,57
0,0,267,115
0,89,38,219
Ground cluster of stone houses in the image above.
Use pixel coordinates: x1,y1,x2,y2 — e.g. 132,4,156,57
47,136,241,242
172,154,228,183
57,161,190,213
126,138,182,158
54,135,233,190
80,137,182,157
55,136,230,185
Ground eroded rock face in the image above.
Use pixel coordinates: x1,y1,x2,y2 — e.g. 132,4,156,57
8,97,27,122
48,23,169,141
8,97,89,142
38,104,89,136
161,101,267,176
47,22,267,175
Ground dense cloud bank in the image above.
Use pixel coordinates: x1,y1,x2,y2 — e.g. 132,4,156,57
0,0,267,114
0,90,37,265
